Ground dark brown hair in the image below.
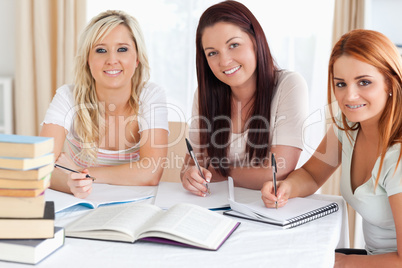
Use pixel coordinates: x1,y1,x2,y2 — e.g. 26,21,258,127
195,0,278,176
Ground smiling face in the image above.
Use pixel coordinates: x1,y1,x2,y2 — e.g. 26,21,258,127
201,22,257,92
333,55,389,127
88,24,139,93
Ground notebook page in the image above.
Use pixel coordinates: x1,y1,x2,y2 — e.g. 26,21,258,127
245,197,335,222
154,181,229,209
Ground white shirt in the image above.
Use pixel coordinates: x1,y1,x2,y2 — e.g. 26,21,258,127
335,123,402,255
42,82,169,167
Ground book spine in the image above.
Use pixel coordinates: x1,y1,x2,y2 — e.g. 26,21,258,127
286,203,339,229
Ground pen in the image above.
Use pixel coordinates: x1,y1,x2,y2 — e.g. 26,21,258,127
185,138,210,195
54,164,96,181
271,153,277,209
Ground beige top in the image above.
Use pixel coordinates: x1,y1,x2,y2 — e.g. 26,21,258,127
188,70,309,163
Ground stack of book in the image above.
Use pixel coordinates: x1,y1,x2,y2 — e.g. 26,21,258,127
0,134,64,264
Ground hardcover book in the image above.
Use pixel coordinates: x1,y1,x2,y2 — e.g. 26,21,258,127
0,201,55,239
0,194,45,218
0,227,64,265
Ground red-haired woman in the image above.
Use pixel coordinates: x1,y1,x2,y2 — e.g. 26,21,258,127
262,29,402,266
181,0,308,196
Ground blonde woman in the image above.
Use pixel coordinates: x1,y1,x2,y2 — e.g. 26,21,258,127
40,10,168,198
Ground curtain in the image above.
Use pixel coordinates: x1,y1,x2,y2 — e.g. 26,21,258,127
320,0,365,248
14,0,86,136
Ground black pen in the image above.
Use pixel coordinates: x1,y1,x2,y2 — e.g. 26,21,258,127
185,138,210,195
271,153,277,209
54,164,96,181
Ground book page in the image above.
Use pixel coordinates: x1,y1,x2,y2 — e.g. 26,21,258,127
138,203,238,249
46,184,155,212
65,203,162,242
154,181,229,209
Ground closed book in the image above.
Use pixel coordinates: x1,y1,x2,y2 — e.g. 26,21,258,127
0,153,54,171
0,173,51,189
0,227,64,265
0,163,54,180
0,194,45,218
0,187,47,197
0,201,55,239
0,134,54,158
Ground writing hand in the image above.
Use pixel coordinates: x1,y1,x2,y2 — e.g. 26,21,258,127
56,153,93,198
67,168,93,199
261,180,290,208
181,165,211,197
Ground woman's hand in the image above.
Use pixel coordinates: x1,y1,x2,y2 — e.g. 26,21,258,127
66,169,93,199
56,153,93,199
261,180,292,208
181,165,211,197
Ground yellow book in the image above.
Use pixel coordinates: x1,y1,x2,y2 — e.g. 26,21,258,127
0,134,54,158
0,174,51,189
0,187,48,197
0,153,54,171
0,194,45,218
0,163,54,180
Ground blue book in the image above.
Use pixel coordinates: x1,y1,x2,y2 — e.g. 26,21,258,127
0,134,54,158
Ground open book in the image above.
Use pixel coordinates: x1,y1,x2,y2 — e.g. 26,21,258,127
65,202,240,250
154,181,230,210
224,177,339,229
45,184,155,212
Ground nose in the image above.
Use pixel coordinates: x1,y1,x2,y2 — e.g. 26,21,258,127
219,51,232,67
106,51,119,65
345,86,360,101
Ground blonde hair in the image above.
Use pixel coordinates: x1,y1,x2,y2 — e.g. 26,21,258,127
72,10,150,164
328,29,402,188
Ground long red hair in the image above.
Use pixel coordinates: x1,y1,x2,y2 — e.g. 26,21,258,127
328,29,402,188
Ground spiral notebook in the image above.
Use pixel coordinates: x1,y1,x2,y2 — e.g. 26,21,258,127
224,177,339,229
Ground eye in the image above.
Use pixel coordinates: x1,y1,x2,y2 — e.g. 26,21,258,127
118,47,128,52
359,80,371,86
335,82,346,88
95,48,106,53
229,43,239,49
207,51,217,57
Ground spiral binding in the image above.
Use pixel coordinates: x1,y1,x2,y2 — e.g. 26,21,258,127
285,202,339,229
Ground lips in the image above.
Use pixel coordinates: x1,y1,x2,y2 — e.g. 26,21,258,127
346,104,366,109
104,70,122,75
223,65,241,74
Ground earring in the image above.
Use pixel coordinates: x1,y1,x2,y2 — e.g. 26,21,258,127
390,92,393,97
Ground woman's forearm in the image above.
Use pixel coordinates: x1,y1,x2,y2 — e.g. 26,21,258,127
87,156,165,186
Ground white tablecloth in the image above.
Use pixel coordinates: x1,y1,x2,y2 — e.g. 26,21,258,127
2,187,349,268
